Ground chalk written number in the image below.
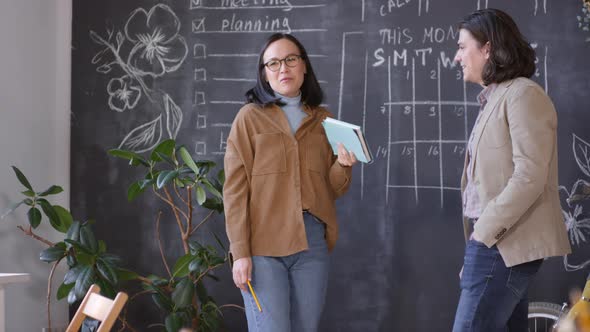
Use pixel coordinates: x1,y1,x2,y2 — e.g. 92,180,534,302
400,145,439,156
427,145,439,156
429,106,436,117
430,70,437,80
400,146,413,156
453,145,465,156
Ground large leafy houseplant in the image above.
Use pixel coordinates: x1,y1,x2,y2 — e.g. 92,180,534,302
109,139,231,332
2,139,230,332
1,167,126,330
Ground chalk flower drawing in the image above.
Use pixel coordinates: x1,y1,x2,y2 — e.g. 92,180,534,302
562,204,590,246
559,134,590,271
107,76,141,112
125,5,187,77
90,4,188,152
578,0,590,42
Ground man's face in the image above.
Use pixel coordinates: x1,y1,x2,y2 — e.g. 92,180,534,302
454,29,490,85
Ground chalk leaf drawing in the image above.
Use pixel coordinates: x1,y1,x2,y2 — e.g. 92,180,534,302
119,115,163,152
574,134,590,177
90,4,188,152
164,93,182,139
560,133,590,271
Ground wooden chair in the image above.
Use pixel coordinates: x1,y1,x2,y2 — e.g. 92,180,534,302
66,284,128,332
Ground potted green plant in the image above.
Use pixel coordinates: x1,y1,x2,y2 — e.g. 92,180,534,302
1,167,128,331
108,139,234,332
3,139,233,332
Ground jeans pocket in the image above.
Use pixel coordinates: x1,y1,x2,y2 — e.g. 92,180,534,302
304,214,328,251
506,259,542,298
460,242,500,292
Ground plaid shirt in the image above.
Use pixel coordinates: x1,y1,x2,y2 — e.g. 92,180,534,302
463,83,498,219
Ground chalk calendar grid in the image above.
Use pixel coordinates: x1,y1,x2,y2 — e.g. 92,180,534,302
187,0,550,206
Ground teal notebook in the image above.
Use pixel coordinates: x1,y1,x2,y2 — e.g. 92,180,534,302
321,118,373,164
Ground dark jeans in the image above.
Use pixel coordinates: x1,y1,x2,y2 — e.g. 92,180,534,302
452,239,543,332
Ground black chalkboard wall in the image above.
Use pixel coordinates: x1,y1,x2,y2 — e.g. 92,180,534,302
71,0,590,330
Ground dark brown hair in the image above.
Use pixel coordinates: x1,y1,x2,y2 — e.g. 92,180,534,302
245,33,323,107
459,8,536,85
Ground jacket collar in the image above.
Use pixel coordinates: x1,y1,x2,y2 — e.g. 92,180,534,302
257,103,317,141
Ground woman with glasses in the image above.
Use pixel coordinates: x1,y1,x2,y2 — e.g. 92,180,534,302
223,33,357,332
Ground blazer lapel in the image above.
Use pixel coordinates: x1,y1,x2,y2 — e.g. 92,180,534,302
469,80,513,177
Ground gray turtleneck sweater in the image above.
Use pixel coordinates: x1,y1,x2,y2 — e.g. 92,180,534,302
275,92,307,135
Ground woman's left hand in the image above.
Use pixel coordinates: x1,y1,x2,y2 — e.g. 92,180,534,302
337,143,358,167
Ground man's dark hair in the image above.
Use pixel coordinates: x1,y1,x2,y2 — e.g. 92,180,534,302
459,8,536,85
245,33,323,107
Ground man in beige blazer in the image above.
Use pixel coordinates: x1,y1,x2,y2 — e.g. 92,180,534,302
451,9,571,332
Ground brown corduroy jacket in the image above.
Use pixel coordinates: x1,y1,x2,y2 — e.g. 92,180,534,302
223,103,352,260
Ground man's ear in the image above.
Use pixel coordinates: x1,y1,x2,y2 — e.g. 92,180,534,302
483,41,491,59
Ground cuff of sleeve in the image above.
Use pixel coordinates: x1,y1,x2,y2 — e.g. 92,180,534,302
473,221,500,248
330,162,352,190
333,161,352,177
230,242,251,261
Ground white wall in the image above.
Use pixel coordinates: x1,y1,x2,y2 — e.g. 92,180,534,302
0,0,71,331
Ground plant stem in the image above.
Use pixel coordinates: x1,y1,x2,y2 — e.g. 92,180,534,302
173,183,189,207
156,211,172,278
187,187,193,225
46,257,63,330
162,187,189,253
135,275,153,284
129,289,152,302
219,303,245,311
17,225,54,246
190,210,215,236
153,189,189,221
117,290,152,332
186,188,193,248
117,317,140,332
196,262,225,283
116,290,150,331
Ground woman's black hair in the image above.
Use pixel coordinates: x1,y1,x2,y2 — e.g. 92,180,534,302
245,33,324,107
458,8,536,85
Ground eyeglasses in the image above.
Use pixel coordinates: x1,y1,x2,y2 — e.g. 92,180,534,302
263,54,303,72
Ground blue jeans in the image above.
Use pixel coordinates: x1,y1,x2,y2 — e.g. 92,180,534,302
452,239,543,332
241,212,330,332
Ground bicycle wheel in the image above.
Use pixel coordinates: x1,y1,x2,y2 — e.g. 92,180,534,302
528,302,566,332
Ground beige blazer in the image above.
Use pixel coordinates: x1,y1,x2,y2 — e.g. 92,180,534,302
461,77,571,267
